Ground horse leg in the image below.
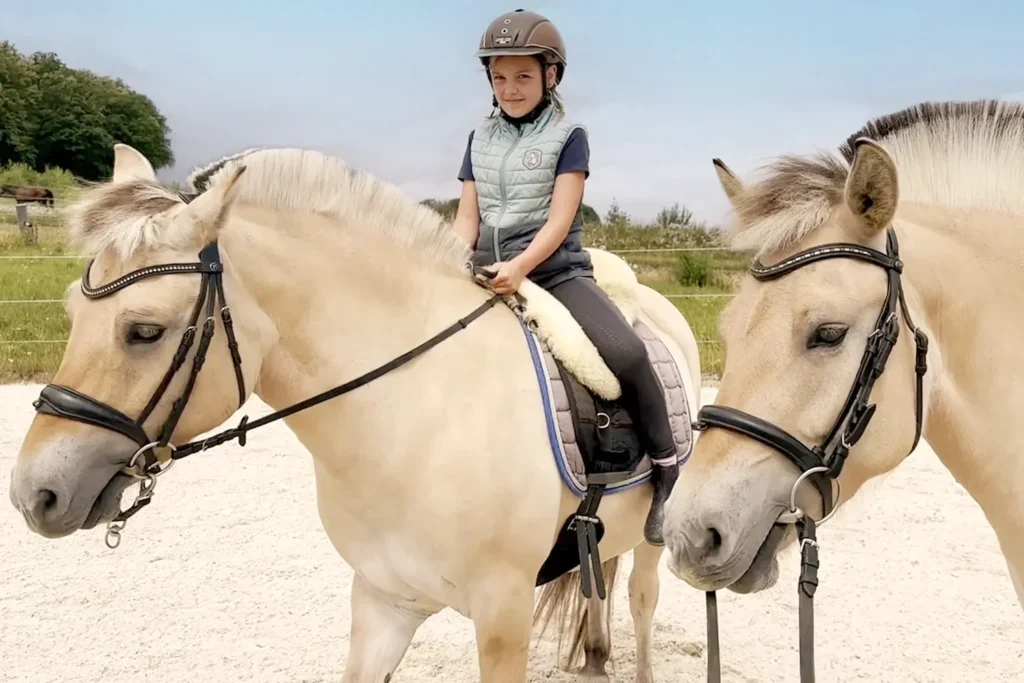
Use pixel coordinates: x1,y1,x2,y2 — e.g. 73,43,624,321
578,593,612,682
579,557,621,682
341,573,433,683
628,541,663,683
472,572,536,683
1007,557,1024,609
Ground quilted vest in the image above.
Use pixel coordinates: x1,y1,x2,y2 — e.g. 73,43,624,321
469,104,593,289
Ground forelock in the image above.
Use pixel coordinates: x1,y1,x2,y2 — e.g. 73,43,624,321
727,153,849,258
64,180,190,260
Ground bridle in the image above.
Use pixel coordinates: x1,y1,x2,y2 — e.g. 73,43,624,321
34,242,247,453
32,241,246,546
31,238,502,548
692,226,930,683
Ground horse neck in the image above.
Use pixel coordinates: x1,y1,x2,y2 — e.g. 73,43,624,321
897,201,1024,546
221,205,484,419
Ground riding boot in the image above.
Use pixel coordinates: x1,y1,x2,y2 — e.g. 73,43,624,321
644,451,679,546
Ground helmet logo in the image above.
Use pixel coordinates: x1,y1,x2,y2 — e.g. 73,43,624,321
523,149,542,170
495,35,513,45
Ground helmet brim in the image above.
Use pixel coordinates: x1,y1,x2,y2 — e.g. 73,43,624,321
477,47,563,62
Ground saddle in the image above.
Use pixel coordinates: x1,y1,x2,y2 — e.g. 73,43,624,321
470,250,693,598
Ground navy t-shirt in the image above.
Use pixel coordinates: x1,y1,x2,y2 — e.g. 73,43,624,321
457,127,590,182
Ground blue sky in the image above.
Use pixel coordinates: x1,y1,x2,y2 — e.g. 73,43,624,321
6,0,1024,224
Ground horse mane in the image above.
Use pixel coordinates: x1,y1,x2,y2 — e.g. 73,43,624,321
728,99,1024,257
65,147,470,270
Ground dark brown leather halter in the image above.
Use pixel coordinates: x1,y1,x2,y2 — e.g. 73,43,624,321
692,226,929,683
30,239,502,547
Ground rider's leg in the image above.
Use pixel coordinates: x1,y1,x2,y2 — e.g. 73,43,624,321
547,275,679,545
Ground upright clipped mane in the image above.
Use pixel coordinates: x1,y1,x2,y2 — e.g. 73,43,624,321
66,147,470,270
729,99,1024,257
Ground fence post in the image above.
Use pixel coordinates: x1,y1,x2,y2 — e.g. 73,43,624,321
15,203,37,245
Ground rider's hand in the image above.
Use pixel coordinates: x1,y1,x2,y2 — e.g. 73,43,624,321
490,259,527,295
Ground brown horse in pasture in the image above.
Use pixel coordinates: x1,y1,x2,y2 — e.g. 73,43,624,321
0,185,55,208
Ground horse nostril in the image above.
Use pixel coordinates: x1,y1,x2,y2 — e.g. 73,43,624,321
707,527,723,553
42,489,57,510
672,523,729,572
35,489,58,514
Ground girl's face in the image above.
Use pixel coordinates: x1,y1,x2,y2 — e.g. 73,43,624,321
488,55,557,118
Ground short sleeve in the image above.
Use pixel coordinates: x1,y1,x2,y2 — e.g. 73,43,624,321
555,128,590,178
458,131,475,182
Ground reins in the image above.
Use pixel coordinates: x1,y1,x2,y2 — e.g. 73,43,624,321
31,240,504,548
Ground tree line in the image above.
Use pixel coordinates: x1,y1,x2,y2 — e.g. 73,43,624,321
0,41,174,182
0,39,720,245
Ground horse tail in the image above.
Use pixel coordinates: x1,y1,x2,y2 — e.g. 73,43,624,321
532,555,620,670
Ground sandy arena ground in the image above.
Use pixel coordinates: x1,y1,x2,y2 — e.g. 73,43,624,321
2,383,1022,682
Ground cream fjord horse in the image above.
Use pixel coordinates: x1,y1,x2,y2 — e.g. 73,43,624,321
662,100,1024,680
7,144,703,683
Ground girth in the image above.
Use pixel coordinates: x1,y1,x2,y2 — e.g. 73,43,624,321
692,226,930,683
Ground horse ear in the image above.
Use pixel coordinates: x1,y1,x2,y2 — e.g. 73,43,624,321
177,165,247,243
712,158,744,207
843,138,898,235
112,144,157,184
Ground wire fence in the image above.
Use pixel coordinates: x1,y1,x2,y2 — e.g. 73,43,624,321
1,209,734,349
0,266,731,346
0,339,726,346
0,247,736,339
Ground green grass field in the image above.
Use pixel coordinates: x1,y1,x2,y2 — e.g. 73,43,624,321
0,202,734,384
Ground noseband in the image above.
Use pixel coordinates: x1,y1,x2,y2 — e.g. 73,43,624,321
693,226,929,683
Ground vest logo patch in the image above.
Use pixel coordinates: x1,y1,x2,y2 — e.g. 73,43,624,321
522,148,542,170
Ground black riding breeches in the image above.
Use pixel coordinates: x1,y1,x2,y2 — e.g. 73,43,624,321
546,276,677,461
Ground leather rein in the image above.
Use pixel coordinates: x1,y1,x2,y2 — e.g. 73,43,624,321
31,241,502,548
693,226,929,683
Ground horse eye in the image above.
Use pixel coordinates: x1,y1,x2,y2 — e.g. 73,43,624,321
808,324,848,349
127,324,165,345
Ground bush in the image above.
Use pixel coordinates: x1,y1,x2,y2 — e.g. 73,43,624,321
675,253,713,287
